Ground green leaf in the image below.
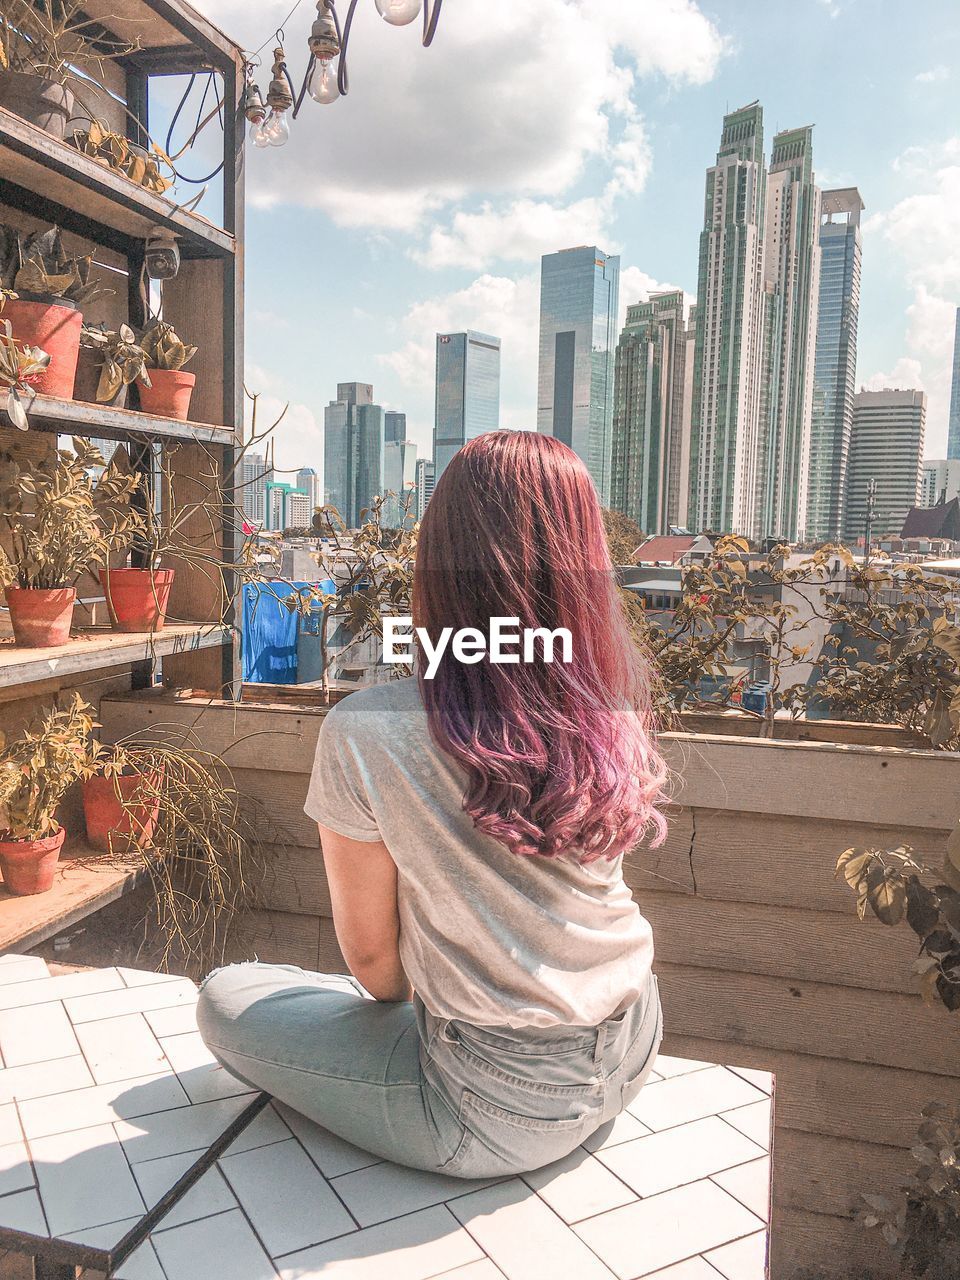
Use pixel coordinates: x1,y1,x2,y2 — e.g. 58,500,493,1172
866,865,907,926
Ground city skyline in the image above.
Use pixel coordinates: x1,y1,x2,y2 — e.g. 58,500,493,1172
181,1,958,476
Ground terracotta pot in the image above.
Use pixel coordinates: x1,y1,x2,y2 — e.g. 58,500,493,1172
101,567,175,632
83,772,162,852
0,71,74,138
137,369,195,421
6,586,76,647
2,297,82,399
0,826,66,896
73,346,127,408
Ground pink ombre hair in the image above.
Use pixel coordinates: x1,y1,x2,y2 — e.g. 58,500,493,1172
413,431,667,861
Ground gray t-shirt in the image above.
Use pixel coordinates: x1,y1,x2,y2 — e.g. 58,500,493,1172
304,677,654,1029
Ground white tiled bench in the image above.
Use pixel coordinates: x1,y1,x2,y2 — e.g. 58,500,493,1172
0,956,773,1280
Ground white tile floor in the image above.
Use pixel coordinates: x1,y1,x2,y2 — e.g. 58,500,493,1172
0,959,773,1279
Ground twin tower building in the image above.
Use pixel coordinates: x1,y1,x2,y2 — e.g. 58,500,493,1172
539,101,865,544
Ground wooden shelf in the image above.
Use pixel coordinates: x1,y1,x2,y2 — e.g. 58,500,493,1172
3,392,236,445
0,839,148,953
0,106,235,259
0,624,230,690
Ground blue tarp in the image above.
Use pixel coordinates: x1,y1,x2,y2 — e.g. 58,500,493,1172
241,579,335,684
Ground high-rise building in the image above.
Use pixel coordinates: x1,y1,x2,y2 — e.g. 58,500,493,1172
416,458,436,519
921,459,960,507
805,188,864,543
948,307,960,461
323,381,384,528
384,411,407,444
688,103,767,537
296,467,320,511
286,488,312,529
611,290,691,534
758,126,822,542
433,331,501,481
844,389,926,542
241,452,270,527
382,438,418,529
537,246,621,504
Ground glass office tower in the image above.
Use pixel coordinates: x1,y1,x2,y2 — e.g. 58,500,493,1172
323,382,383,528
384,411,407,444
537,246,620,505
948,307,960,462
805,188,863,543
433,331,501,480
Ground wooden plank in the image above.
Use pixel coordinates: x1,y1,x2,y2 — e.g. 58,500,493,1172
317,917,346,973
0,840,146,953
677,711,929,749
161,260,224,426
3,391,234,444
235,770,316,850
656,961,956,1077
0,624,229,691
0,107,235,256
100,696,327,768
640,890,924,995
257,843,331,919
773,1206,899,1279
225,909,320,971
660,731,959,828
626,809,951,913
773,1129,910,1221
661,1034,958,1149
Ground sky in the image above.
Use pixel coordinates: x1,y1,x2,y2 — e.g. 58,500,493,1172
160,0,960,481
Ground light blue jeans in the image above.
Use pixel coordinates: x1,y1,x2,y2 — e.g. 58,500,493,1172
196,964,663,1178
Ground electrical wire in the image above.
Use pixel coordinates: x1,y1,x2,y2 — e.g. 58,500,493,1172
164,69,226,185
249,0,307,58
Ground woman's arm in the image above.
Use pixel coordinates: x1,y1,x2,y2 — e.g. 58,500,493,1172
317,824,412,1002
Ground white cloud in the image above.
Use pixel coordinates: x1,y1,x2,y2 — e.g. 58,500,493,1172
862,143,960,452
199,0,724,240
915,65,950,84
618,266,693,328
861,357,926,394
243,363,323,476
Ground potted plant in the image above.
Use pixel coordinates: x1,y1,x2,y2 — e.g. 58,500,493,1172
82,745,163,853
75,323,151,408
0,224,113,399
0,0,138,140
0,438,140,646
137,320,198,420
0,694,97,895
0,303,50,429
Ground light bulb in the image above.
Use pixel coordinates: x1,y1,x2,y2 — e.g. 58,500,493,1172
249,115,269,145
307,56,340,104
266,110,290,147
375,0,422,26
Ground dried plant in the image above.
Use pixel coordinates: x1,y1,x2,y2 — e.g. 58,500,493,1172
0,437,140,589
0,0,139,90
80,322,151,402
71,120,173,195
95,732,273,973
0,694,98,839
0,313,49,429
0,223,113,308
141,319,197,372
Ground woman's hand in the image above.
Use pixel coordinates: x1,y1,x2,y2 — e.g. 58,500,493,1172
317,824,412,1003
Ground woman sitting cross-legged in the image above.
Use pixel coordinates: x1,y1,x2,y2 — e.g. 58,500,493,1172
197,430,667,1178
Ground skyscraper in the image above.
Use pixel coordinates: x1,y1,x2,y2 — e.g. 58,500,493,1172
416,458,435,519
759,126,822,542
844,389,926,542
433,331,501,480
323,382,384,528
382,438,418,529
688,103,767,537
948,307,960,462
296,467,320,511
384,411,407,444
241,452,270,527
611,290,691,533
537,246,620,504
805,188,864,543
